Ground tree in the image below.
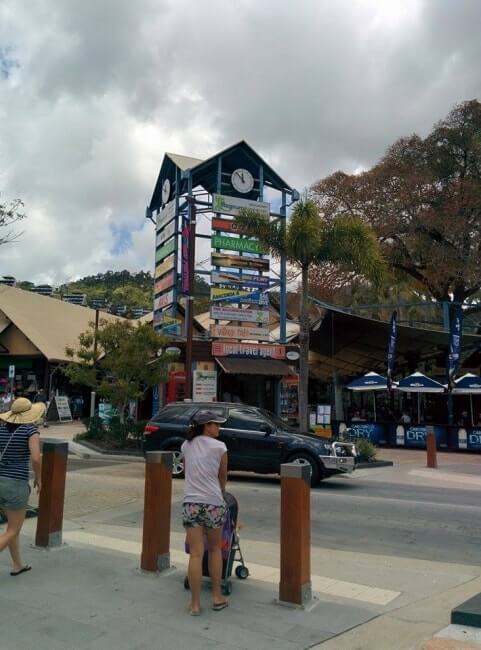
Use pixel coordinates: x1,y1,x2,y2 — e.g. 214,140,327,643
312,100,481,316
64,319,173,421
236,200,385,431
0,197,26,245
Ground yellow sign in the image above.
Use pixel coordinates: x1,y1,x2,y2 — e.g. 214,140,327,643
155,255,175,279
210,287,251,300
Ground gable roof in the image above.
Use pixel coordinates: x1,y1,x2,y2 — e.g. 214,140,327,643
0,285,123,363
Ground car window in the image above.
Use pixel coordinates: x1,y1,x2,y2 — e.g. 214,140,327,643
191,406,227,422
153,405,195,423
259,408,297,433
226,407,268,431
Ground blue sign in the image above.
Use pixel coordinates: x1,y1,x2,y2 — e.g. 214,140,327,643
402,426,447,448
387,311,397,390
349,423,385,444
448,306,463,386
467,429,481,450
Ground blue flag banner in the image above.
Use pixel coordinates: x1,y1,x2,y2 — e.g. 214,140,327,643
387,311,397,390
448,305,463,388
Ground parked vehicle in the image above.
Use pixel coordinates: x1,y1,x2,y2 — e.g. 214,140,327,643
143,402,356,485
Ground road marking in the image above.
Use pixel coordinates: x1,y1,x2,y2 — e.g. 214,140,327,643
410,469,481,488
62,530,401,606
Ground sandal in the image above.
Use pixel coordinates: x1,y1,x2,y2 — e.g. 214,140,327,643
212,601,229,611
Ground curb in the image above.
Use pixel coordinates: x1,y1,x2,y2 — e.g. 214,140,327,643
71,439,144,462
356,460,394,469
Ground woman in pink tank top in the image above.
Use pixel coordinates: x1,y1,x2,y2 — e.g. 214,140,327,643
181,409,229,616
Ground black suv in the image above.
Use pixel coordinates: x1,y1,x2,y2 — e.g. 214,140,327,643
143,402,356,485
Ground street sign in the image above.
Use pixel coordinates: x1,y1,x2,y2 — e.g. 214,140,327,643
156,198,176,229
211,271,269,289
211,253,269,271
212,217,249,234
211,287,269,305
154,290,174,310
156,220,176,247
210,306,269,324
155,255,175,278
212,193,270,218
212,234,266,255
156,238,175,263
210,324,270,341
155,271,175,294
8,365,15,379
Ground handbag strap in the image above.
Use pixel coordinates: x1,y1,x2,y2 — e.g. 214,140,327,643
0,426,18,463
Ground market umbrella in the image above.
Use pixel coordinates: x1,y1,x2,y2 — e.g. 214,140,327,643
451,373,481,426
397,372,445,423
347,372,389,421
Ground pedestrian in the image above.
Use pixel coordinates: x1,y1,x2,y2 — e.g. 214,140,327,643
33,389,49,427
182,410,229,616
399,411,411,425
0,397,43,576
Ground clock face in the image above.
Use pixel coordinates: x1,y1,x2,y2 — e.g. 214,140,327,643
162,179,171,205
231,168,254,194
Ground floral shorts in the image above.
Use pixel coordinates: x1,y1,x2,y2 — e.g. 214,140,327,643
182,502,226,529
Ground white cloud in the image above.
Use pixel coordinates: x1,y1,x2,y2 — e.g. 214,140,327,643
0,0,480,284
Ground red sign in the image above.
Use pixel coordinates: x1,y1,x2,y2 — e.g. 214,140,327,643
212,217,248,234
212,342,286,359
155,271,175,294
181,224,191,294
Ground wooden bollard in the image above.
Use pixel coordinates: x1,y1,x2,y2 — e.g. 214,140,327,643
426,429,438,469
35,441,68,548
279,463,312,607
141,451,173,572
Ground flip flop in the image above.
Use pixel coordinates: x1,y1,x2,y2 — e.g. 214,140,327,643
212,601,229,611
189,609,201,617
10,565,32,576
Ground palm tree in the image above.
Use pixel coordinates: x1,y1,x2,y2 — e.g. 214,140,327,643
236,199,385,431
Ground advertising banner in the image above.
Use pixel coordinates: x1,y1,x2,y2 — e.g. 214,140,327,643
154,271,175,294
156,238,175,263
211,287,269,305
387,310,397,390
348,423,385,444
448,305,463,387
212,342,285,359
155,255,175,278
211,270,269,289
210,306,269,323
210,324,270,341
156,198,176,230
211,252,269,271
212,217,249,234
212,234,266,255
154,290,174,310
156,220,176,247
193,368,217,402
181,224,191,294
212,193,270,218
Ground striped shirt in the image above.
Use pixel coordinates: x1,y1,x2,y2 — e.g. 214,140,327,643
0,423,39,481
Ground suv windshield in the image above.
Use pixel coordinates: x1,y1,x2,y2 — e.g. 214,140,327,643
258,408,298,433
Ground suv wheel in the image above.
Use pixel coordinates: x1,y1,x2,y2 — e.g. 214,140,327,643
168,448,185,478
287,453,321,486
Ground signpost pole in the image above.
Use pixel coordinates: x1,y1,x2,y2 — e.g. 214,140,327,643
184,201,196,400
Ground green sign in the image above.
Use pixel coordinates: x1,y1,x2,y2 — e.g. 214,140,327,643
211,234,266,255
156,238,175,263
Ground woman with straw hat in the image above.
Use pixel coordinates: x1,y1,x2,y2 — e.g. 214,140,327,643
0,397,44,575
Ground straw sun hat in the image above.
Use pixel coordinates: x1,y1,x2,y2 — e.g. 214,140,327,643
0,397,46,424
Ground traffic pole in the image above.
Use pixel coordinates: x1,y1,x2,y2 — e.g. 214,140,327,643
35,442,68,548
278,463,312,607
141,451,173,572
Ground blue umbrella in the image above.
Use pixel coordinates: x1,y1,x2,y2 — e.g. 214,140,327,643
397,372,445,423
451,373,481,425
347,372,389,421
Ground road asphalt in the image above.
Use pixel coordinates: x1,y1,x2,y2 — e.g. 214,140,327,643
1,421,481,649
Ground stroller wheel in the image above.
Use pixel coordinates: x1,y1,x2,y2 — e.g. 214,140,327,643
221,581,232,596
183,576,190,590
235,565,249,580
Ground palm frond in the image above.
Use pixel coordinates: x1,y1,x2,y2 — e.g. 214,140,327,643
235,208,285,258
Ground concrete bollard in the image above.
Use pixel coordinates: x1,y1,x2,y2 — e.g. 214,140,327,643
141,451,173,573
278,463,312,607
426,428,438,468
35,441,68,548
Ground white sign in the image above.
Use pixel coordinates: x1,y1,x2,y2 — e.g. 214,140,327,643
286,350,300,361
55,396,72,421
154,290,174,310
210,306,269,324
156,220,176,247
212,194,270,218
193,369,218,402
156,199,176,229
8,365,15,379
210,324,270,341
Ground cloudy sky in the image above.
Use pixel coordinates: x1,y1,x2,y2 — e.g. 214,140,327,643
1,0,480,284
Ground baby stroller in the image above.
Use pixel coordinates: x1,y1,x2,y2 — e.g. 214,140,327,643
184,492,249,596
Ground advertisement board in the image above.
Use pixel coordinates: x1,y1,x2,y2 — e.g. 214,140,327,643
193,369,217,402
212,342,285,359
155,255,175,278
210,324,270,341
211,253,269,271
156,220,176,247
212,234,266,255
181,224,191,293
211,271,269,289
156,238,175,263
154,271,175,294
154,290,174,310
212,217,248,234
212,194,270,218
210,306,269,323
156,198,176,230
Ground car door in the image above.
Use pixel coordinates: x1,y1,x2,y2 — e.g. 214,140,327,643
223,406,284,472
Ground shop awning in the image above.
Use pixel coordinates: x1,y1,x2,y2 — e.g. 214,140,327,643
215,357,292,376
